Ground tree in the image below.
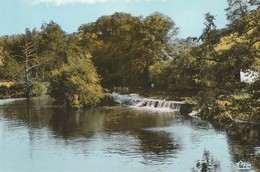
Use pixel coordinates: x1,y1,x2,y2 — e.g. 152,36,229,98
37,21,67,80
198,12,217,42
225,0,259,24
149,39,199,92
225,0,250,23
21,41,40,97
0,45,23,80
48,52,104,109
137,12,178,88
78,12,178,89
0,33,34,81
0,28,47,96
191,7,259,122
79,12,143,87
0,46,3,66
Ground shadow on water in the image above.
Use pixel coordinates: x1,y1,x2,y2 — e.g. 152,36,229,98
132,130,180,154
1,96,260,171
224,123,260,170
131,129,181,165
0,96,177,137
0,96,182,168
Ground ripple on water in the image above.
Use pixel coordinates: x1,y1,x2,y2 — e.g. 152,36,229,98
0,96,259,172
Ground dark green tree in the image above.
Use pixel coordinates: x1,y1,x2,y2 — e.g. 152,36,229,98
79,12,143,87
78,12,178,89
137,12,178,88
149,39,199,92
37,21,67,80
48,52,104,109
0,50,22,80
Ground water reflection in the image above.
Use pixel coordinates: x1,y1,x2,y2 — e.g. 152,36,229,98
191,149,220,172
132,129,181,165
225,123,260,170
0,96,260,171
133,130,180,155
49,108,103,139
0,96,178,139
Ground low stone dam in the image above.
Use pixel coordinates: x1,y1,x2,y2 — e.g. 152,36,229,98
113,93,184,112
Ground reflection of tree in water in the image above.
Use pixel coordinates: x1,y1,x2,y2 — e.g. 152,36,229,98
192,149,220,172
103,109,175,132
188,119,260,171
49,107,176,139
49,107,105,139
0,98,105,139
49,108,79,138
224,123,260,170
132,129,181,164
0,98,53,127
0,98,176,139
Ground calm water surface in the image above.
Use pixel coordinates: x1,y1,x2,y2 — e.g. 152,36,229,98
0,96,259,172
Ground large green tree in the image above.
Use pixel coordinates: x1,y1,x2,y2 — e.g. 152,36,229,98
149,39,199,92
36,21,68,80
78,12,178,89
49,52,104,109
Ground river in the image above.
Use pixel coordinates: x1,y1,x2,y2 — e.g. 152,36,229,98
0,96,259,172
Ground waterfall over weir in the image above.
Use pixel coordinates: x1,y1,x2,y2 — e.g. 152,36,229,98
113,94,184,112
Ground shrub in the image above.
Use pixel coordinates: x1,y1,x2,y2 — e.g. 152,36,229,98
48,55,104,109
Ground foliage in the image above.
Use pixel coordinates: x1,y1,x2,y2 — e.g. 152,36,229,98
0,82,26,98
30,81,44,97
191,6,259,122
0,80,42,98
149,39,199,92
225,0,259,24
0,46,3,66
48,52,104,109
0,34,25,80
78,12,178,88
0,8,259,117
36,21,68,80
0,52,23,80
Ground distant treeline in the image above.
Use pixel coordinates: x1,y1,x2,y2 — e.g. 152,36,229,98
0,0,259,122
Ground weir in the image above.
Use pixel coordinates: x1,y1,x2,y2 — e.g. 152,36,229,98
113,93,184,112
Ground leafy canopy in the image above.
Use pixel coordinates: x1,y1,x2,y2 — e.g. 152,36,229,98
49,52,104,109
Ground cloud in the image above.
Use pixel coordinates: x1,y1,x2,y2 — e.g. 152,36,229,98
31,0,165,5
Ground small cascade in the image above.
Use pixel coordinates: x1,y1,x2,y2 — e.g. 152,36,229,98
113,93,184,112
132,98,183,111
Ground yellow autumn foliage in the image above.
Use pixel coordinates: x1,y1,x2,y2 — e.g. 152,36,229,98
0,81,14,88
217,99,232,108
214,9,259,52
214,31,259,52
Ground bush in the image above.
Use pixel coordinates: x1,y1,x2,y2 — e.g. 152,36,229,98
0,82,26,98
30,81,44,97
48,55,104,109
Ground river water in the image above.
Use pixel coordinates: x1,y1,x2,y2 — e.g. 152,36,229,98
0,96,259,172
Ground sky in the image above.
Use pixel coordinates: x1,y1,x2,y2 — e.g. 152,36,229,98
0,0,229,38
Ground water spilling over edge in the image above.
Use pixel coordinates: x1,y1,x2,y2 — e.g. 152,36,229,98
113,93,184,112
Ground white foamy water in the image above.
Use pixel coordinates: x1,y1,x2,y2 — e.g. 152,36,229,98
113,93,184,112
